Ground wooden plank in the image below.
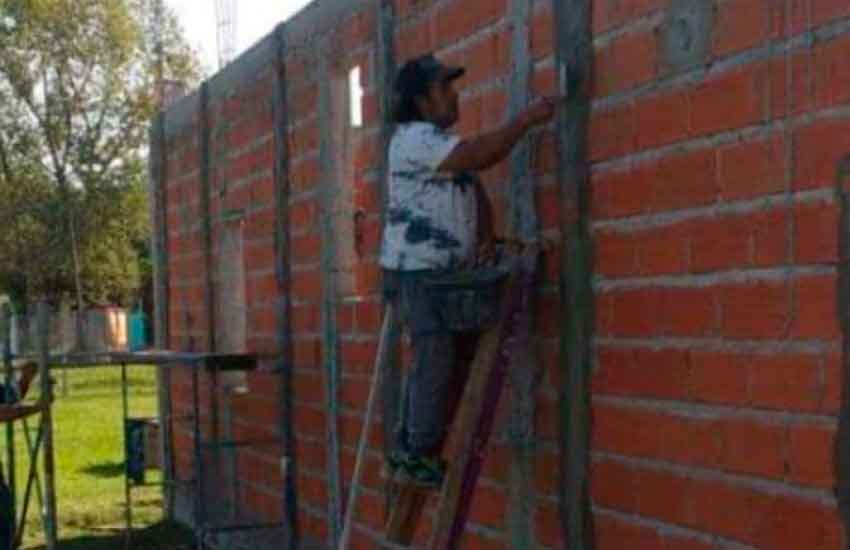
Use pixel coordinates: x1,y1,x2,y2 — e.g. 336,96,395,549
271,23,300,550
551,0,595,547
383,482,429,544
427,250,539,550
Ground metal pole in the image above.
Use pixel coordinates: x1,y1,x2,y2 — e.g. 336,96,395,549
3,305,16,550
191,365,205,549
36,301,58,549
15,418,45,550
271,23,299,550
121,362,132,547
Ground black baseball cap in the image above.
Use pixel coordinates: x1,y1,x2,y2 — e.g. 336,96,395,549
395,53,465,99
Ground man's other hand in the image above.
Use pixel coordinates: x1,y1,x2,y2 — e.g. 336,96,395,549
521,96,565,127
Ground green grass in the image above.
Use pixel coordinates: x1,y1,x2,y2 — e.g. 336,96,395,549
0,366,192,549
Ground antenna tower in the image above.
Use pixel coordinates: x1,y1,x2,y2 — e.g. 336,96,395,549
214,0,237,69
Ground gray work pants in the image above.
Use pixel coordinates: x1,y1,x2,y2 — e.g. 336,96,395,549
389,270,479,456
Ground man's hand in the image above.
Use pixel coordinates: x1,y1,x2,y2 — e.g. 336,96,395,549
520,96,567,128
438,96,567,174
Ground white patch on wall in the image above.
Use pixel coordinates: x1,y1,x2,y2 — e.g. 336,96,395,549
349,65,363,128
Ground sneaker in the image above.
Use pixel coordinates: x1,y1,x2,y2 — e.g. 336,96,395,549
383,450,407,478
397,453,446,489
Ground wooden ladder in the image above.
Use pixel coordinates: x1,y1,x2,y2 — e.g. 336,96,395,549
378,247,539,549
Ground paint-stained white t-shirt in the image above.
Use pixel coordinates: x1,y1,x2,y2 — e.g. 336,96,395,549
379,122,478,271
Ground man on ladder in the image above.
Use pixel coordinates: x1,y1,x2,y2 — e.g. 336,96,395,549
378,53,557,488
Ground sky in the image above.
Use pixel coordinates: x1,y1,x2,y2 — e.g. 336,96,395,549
167,1,313,74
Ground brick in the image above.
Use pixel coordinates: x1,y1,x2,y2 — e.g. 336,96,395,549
813,0,850,27
794,199,839,264
533,448,558,495
291,232,322,263
720,280,790,339
594,0,666,33
590,102,636,162
339,339,378,367
292,371,324,404
636,222,691,276
607,287,664,337
815,36,850,108
442,29,510,90
340,9,376,52
633,91,690,151
291,269,323,301
248,306,277,335
788,423,836,488
467,485,507,529
714,417,786,479
747,491,843,550
292,336,321,368
660,286,719,337
717,134,786,200
768,52,815,119
635,468,691,525
590,459,640,511
354,300,383,333
793,117,850,190
663,536,715,550
594,229,638,277
752,207,791,267
650,149,718,212
434,0,507,48
688,477,764,541
459,530,507,550
338,412,383,449
339,374,371,411
608,32,658,95
395,16,432,61
534,499,561,549
296,471,328,507
352,490,385,530
591,165,653,219
750,353,822,411
690,64,768,137
530,6,554,60
290,157,320,193
592,403,666,458
532,63,558,97
595,513,665,550
689,351,750,405
592,347,691,400
713,0,772,56
792,273,841,340
823,352,841,414
689,215,752,273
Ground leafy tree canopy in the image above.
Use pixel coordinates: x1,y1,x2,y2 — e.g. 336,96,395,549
0,0,201,309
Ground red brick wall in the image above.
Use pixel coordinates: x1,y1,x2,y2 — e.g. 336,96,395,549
157,0,849,548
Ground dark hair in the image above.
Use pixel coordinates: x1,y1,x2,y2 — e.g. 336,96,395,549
393,57,432,124
393,92,425,123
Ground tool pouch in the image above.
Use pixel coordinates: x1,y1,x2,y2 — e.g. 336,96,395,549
423,264,509,332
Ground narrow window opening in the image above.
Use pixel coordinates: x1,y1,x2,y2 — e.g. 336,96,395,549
349,66,363,128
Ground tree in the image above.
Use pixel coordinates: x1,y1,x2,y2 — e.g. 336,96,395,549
0,0,200,316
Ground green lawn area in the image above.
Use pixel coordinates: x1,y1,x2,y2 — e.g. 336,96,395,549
0,366,192,549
